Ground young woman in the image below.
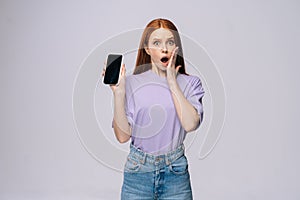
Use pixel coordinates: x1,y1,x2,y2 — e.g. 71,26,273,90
103,18,205,200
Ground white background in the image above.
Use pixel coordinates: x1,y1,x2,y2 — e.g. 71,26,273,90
1,0,299,199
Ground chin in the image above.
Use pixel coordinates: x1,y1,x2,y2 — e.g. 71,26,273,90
158,66,167,71
153,62,167,71
159,63,168,69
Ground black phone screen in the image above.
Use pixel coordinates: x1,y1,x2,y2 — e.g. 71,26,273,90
103,54,122,85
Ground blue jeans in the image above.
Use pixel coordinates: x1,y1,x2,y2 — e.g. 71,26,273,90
121,143,193,200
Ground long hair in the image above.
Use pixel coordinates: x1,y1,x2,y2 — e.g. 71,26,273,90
133,18,187,75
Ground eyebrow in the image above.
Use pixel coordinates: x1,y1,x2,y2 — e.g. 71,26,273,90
152,36,174,40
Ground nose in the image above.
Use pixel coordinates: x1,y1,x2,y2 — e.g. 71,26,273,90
161,44,168,53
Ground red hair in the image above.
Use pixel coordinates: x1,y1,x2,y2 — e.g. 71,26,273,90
133,18,187,75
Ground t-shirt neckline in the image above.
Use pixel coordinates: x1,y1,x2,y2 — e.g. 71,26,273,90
146,70,167,81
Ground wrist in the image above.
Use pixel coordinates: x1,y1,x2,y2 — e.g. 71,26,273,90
113,89,125,98
167,79,179,90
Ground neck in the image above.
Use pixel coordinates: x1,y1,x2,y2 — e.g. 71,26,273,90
151,65,166,77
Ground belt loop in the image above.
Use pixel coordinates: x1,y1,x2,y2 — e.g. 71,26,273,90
165,154,170,165
140,152,146,165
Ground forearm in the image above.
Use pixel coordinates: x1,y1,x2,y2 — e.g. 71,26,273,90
113,91,131,143
169,81,200,132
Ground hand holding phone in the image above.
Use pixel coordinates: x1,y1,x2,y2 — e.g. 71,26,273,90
103,54,123,85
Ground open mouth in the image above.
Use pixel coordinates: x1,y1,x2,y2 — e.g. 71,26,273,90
160,57,169,63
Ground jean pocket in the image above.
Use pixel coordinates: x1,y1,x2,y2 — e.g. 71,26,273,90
124,156,141,173
169,155,188,175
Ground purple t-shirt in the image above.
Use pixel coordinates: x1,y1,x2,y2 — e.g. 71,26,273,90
118,69,205,155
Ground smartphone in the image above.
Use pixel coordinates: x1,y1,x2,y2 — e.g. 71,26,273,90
103,54,123,85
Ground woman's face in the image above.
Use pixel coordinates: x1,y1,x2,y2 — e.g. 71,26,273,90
145,28,176,71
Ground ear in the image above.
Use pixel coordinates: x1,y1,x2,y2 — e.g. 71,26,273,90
144,46,150,55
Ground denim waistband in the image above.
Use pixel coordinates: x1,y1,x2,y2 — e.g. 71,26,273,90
129,143,185,166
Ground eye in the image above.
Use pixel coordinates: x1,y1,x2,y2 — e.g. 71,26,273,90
153,41,160,46
168,40,175,45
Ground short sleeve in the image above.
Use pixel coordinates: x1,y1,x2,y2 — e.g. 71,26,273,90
124,93,134,127
187,76,205,128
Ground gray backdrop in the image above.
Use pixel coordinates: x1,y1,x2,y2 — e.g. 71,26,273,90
1,0,299,199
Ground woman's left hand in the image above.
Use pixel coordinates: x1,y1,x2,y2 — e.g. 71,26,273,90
166,46,181,85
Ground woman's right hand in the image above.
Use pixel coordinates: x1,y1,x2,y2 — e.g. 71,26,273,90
102,63,126,95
